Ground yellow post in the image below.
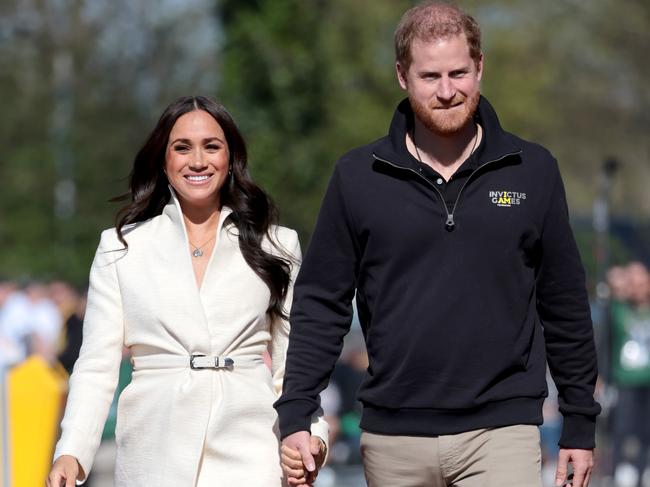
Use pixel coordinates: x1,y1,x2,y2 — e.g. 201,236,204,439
1,366,10,487
7,356,68,487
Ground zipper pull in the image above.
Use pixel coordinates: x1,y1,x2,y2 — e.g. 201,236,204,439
445,214,455,231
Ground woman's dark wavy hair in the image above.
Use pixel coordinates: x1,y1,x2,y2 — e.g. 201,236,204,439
113,95,292,320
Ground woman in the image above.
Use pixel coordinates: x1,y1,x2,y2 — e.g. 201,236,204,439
47,96,327,487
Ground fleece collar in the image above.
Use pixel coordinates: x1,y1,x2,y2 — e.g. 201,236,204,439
374,95,521,169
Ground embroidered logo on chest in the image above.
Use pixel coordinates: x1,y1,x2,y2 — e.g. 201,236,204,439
489,190,527,207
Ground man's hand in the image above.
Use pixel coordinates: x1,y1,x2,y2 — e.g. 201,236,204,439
555,448,594,487
281,431,326,486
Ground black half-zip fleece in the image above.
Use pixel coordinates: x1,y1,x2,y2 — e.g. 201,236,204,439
275,96,601,449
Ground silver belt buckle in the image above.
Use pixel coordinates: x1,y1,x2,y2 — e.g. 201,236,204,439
190,354,234,369
190,354,209,369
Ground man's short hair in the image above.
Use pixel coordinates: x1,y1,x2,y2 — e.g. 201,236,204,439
394,2,482,70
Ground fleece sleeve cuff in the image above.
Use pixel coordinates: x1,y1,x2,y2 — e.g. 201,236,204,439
276,398,317,440
558,414,597,449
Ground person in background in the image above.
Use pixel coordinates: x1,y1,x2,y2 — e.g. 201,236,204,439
0,280,62,366
276,2,600,486
24,282,63,363
50,281,86,374
0,280,24,366
327,332,367,465
609,262,650,487
318,331,368,466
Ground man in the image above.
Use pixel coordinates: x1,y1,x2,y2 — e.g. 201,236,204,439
609,263,650,487
275,3,600,486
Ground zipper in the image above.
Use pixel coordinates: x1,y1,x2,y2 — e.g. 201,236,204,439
373,150,522,230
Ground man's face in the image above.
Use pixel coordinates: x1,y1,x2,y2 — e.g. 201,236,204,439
397,34,482,136
627,263,650,306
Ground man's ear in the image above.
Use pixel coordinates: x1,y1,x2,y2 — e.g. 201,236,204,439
476,52,484,82
396,62,409,91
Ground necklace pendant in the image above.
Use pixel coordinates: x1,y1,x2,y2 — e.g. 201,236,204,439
192,248,203,258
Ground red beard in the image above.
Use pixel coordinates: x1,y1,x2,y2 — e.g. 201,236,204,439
410,90,480,136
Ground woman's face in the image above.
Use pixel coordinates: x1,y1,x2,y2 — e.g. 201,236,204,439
165,109,230,209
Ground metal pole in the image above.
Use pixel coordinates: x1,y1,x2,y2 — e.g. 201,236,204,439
50,1,76,278
592,158,619,391
593,158,619,305
52,50,76,222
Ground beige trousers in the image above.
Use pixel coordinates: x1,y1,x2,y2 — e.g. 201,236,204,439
361,425,542,487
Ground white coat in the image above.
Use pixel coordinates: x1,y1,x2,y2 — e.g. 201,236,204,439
53,190,328,486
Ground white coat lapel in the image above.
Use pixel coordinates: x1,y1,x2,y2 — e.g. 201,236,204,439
157,189,212,352
157,187,234,353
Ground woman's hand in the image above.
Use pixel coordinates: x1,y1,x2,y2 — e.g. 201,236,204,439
46,455,83,487
281,444,308,486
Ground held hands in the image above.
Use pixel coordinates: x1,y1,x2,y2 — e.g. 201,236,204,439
47,455,84,487
555,448,594,487
281,431,326,486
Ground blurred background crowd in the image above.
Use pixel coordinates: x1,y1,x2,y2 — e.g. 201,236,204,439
2,262,650,486
1,0,648,486
0,281,85,371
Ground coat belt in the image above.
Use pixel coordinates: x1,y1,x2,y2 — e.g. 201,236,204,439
131,353,261,371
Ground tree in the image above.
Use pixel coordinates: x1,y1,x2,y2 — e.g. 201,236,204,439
1,0,647,282
0,0,220,283
217,0,411,242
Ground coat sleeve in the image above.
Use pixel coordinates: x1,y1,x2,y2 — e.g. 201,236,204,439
53,230,125,482
268,229,330,451
536,160,601,449
274,165,358,440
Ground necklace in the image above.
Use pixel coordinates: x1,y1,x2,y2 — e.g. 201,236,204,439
412,123,480,171
188,235,216,258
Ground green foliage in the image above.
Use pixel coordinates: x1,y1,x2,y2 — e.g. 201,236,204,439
217,0,411,242
574,227,634,290
217,0,649,248
0,0,648,284
0,0,220,284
